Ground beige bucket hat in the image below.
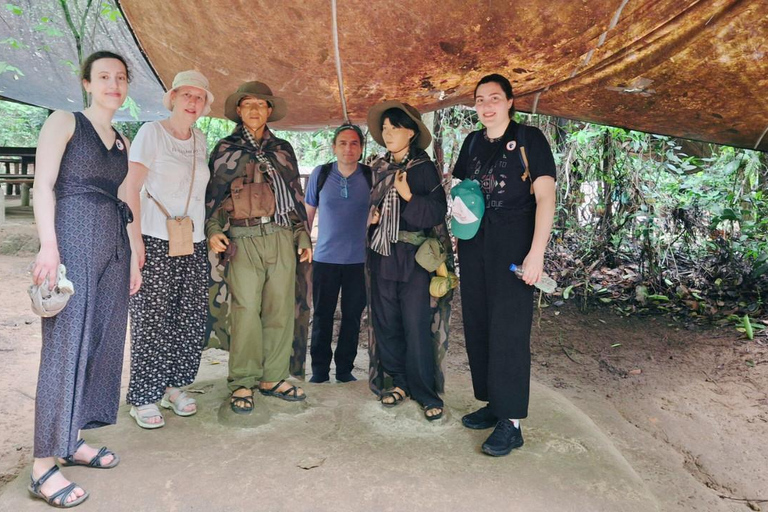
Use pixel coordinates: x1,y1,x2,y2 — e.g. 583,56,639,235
162,70,214,116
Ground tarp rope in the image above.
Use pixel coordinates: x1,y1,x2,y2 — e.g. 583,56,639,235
331,0,349,123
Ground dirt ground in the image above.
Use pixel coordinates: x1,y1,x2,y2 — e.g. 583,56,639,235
1,202,767,511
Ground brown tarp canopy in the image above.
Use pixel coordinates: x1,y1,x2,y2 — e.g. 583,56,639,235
119,0,768,150
2,1,766,150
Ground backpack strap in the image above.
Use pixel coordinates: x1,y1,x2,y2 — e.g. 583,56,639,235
316,163,334,194
468,130,480,157
360,164,373,189
318,163,373,194
516,124,533,195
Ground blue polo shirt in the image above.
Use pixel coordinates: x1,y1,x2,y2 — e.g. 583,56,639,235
305,162,370,264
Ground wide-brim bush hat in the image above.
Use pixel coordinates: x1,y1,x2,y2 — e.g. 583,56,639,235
225,81,287,123
162,70,214,117
366,100,432,150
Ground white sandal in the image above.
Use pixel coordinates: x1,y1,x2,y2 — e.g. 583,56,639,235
160,389,197,417
129,404,165,429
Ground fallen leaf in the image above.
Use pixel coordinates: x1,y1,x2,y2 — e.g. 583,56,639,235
298,457,326,470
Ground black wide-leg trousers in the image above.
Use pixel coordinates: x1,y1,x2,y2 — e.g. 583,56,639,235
458,207,536,419
370,266,442,408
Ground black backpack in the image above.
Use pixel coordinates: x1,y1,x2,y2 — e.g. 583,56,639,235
317,163,373,194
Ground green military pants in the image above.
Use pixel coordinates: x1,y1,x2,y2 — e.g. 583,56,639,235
225,223,296,391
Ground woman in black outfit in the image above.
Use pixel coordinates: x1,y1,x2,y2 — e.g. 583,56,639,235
366,101,447,421
452,74,556,455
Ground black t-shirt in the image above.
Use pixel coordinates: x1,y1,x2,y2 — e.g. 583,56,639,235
452,122,556,210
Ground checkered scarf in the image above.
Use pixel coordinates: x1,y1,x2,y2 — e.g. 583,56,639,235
369,153,428,256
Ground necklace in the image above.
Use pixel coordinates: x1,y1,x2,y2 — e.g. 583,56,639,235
483,129,502,143
162,119,192,140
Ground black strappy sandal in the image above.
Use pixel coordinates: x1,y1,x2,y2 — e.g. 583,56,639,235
28,465,89,508
424,405,444,421
60,438,119,469
259,380,306,402
230,388,255,414
380,388,407,408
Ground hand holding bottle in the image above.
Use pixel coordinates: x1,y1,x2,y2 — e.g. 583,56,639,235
509,262,556,293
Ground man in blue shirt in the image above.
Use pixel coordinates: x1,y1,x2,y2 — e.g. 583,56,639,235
304,124,372,383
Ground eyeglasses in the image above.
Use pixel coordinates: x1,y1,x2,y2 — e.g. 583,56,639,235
340,176,349,199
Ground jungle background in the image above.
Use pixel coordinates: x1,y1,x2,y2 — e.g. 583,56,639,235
3,98,767,339
1,1,767,509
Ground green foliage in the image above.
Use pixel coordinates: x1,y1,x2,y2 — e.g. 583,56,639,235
195,117,236,155
4,3,22,15
118,96,141,121
0,101,48,146
59,58,78,75
274,129,336,167
1,37,28,49
100,1,121,21
541,116,768,319
33,16,64,37
0,62,24,77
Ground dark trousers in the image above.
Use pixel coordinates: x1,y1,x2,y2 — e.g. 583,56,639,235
458,208,536,419
310,261,366,377
370,266,442,408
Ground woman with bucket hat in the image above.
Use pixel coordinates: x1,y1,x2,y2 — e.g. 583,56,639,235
206,81,312,414
366,101,451,421
452,74,556,456
123,70,214,428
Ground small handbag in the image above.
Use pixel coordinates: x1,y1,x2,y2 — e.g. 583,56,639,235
147,133,196,257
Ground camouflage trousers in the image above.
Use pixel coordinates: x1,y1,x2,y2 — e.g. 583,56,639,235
225,223,296,391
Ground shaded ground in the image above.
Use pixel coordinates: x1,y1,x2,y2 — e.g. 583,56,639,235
0,203,766,511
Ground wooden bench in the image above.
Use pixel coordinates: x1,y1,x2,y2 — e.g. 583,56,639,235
1,147,36,209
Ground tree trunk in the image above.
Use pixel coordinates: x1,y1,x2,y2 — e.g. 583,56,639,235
432,108,445,177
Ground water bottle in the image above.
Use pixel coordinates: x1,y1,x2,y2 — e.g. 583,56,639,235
509,263,557,293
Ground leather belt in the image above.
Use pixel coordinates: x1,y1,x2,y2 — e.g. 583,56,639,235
230,216,273,227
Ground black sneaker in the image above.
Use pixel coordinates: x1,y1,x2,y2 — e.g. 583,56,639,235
309,373,329,383
462,405,497,430
481,420,524,456
335,373,357,383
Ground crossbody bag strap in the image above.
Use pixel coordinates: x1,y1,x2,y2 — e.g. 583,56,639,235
181,132,196,217
147,131,196,218
468,128,508,182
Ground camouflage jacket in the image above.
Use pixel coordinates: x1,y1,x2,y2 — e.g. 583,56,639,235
204,124,312,378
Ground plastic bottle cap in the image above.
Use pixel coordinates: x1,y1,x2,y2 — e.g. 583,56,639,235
509,263,518,272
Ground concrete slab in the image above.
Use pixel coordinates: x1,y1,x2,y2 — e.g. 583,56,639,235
0,368,659,512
